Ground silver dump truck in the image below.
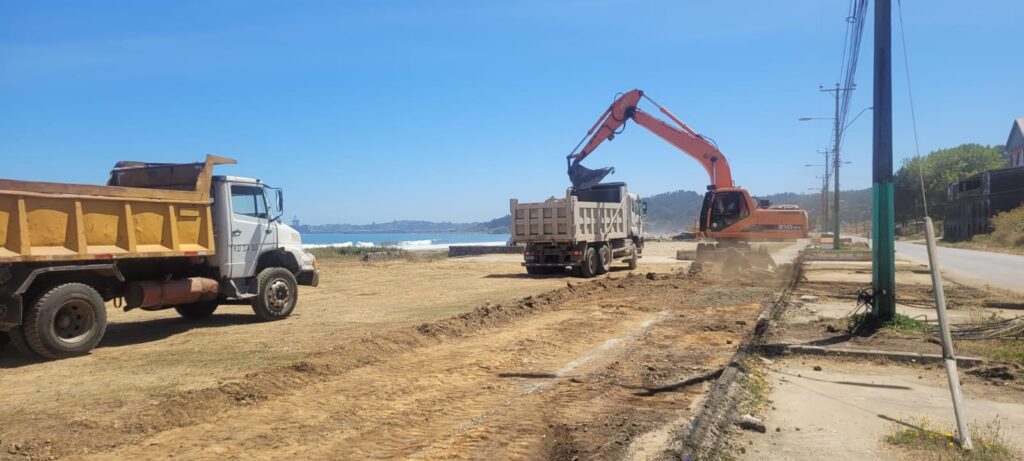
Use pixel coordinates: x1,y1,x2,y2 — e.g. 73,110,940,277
510,182,645,277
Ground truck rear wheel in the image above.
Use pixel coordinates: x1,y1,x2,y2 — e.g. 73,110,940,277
0,331,8,351
628,248,639,270
252,267,298,321
175,302,219,319
578,247,599,278
22,283,107,359
597,246,611,274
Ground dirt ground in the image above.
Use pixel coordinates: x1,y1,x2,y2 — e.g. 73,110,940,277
0,242,778,460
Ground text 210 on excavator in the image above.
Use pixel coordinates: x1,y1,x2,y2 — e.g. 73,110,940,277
567,89,809,245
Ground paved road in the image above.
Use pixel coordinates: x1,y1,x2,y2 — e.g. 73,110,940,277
893,240,1023,293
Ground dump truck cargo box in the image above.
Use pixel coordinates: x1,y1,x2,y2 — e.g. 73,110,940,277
0,155,235,263
510,183,635,244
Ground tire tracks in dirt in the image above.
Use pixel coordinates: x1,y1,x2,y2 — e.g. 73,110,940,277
5,271,778,460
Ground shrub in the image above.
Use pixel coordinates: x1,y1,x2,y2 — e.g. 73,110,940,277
988,205,1024,248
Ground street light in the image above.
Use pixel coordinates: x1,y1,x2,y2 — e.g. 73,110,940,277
799,103,872,249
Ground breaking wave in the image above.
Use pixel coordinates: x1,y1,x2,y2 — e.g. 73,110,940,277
302,241,375,249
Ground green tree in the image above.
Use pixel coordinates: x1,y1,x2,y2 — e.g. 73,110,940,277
894,143,1005,223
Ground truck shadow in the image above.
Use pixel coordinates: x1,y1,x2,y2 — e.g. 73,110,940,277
483,273,567,279
483,267,637,279
0,313,260,368
100,313,261,348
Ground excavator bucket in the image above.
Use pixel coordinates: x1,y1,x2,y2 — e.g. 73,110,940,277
568,162,615,190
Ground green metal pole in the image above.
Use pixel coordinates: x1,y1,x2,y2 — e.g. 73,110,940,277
872,0,896,320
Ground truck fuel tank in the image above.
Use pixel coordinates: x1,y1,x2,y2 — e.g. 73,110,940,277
124,277,219,311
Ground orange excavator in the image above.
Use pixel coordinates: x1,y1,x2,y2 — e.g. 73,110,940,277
567,89,808,252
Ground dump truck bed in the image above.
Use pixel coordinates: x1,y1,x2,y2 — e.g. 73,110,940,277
510,184,634,244
0,155,234,263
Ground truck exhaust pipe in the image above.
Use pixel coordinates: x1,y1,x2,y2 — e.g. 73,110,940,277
124,277,220,311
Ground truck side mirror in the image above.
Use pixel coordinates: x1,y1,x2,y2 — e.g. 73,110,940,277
276,189,284,216
641,201,648,215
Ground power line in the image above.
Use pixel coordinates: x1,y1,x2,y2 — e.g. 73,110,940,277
837,0,868,137
896,0,929,218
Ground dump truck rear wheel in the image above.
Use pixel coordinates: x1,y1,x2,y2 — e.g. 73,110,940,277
578,247,599,278
175,301,219,319
597,246,611,274
252,267,298,321
22,283,107,359
628,248,638,270
0,331,8,351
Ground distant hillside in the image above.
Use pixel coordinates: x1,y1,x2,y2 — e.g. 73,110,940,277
641,188,874,234
642,190,704,233
299,188,873,235
466,215,511,233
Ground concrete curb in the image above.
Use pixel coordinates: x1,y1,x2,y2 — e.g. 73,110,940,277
758,343,988,367
448,245,522,257
801,251,872,261
668,257,805,460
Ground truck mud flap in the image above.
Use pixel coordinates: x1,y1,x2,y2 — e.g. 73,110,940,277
0,294,23,331
296,270,320,287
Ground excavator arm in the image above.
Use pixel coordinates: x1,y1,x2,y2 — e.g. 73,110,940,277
567,89,734,190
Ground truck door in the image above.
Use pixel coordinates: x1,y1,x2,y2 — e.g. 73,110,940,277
226,183,278,279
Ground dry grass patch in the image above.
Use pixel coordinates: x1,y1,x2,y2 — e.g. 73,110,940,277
885,417,1019,461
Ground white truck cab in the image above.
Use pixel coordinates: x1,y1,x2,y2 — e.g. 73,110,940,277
212,175,319,296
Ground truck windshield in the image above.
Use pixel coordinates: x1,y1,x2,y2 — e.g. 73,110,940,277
231,184,268,219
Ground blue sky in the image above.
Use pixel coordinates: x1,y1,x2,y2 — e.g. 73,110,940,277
2,1,1021,224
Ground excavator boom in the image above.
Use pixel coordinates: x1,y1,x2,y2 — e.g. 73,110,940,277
568,89,733,190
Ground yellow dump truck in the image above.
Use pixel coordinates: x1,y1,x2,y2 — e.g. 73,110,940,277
0,155,319,358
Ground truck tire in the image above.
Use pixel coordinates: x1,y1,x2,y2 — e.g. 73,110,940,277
0,331,8,351
252,267,298,321
597,246,611,274
628,248,639,270
175,302,219,319
578,247,599,278
22,283,107,359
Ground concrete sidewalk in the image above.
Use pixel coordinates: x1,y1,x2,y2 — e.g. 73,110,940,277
737,359,1024,460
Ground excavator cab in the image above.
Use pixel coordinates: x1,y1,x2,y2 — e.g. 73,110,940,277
699,190,749,233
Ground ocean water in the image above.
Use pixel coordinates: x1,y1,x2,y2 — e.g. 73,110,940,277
300,232,511,251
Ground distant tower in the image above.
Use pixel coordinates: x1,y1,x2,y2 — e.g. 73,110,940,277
292,215,300,228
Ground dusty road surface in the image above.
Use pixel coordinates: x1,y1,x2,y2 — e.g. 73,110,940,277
0,242,780,460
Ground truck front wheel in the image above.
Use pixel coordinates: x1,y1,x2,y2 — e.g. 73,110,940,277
22,283,107,359
0,331,8,351
252,267,298,321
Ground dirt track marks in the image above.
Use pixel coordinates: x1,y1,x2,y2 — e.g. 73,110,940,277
82,274,771,460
